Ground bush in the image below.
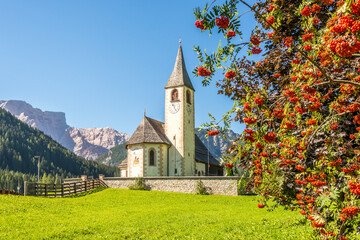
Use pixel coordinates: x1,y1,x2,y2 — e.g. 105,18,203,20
195,179,209,195
128,178,148,191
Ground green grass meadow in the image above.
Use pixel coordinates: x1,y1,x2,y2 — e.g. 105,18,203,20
0,189,312,239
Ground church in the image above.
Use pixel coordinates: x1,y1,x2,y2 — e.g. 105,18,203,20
119,43,223,177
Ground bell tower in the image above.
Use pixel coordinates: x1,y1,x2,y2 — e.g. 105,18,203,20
164,41,195,176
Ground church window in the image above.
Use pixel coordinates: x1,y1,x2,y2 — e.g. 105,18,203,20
171,89,179,101
186,90,191,104
149,149,155,166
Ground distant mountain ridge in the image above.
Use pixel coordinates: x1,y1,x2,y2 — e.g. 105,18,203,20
195,128,240,159
0,108,117,178
1,100,239,166
0,100,130,160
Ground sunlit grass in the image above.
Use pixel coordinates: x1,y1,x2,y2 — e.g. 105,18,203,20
0,189,312,239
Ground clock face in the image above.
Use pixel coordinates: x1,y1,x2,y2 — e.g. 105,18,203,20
169,102,180,114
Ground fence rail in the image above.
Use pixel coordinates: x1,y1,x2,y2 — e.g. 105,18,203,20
24,179,107,197
0,189,22,195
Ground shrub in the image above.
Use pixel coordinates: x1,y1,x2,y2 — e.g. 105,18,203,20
128,178,148,191
195,179,209,195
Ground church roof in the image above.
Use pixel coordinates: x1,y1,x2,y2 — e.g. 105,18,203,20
118,158,128,168
165,44,195,91
195,135,221,166
126,116,171,147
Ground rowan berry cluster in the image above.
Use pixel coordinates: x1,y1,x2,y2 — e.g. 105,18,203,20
341,206,360,217
225,70,236,79
197,67,211,77
207,130,219,136
215,16,229,29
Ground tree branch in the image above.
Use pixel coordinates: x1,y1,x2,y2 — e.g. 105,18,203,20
306,112,348,150
313,79,360,88
238,0,333,84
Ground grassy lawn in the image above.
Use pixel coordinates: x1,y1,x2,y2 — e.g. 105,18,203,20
0,189,312,239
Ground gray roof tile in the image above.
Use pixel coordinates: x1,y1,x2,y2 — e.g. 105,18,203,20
126,117,171,146
165,45,195,91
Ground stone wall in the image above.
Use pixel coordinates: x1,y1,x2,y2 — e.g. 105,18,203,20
102,176,240,196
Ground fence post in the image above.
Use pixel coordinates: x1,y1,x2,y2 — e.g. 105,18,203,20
85,181,87,192
74,183,76,194
61,184,64,197
45,184,47,197
24,181,28,196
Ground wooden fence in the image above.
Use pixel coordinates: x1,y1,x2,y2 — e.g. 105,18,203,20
0,189,22,196
24,179,107,197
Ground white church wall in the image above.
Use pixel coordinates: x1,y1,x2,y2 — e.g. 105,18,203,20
120,169,127,177
127,144,144,177
143,144,162,176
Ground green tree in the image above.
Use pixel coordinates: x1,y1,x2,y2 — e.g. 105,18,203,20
194,0,360,238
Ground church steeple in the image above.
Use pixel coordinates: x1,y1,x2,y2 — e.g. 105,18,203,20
165,42,195,91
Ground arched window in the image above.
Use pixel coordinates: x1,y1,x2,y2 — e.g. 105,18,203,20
149,149,155,166
186,90,191,104
171,89,179,101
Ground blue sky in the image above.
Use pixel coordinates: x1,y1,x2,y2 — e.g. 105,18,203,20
0,0,255,135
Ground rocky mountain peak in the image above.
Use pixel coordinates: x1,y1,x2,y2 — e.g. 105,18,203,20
0,100,130,160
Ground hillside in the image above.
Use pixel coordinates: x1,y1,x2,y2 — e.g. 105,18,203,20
95,143,127,166
95,129,239,166
0,108,117,184
0,100,130,160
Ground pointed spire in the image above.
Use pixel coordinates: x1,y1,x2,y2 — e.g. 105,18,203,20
165,42,195,91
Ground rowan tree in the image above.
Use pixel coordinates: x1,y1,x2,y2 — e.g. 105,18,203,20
195,0,360,238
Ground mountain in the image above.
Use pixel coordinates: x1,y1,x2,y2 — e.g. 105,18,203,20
195,128,240,159
0,100,130,160
95,143,127,166
95,129,239,166
0,108,117,179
